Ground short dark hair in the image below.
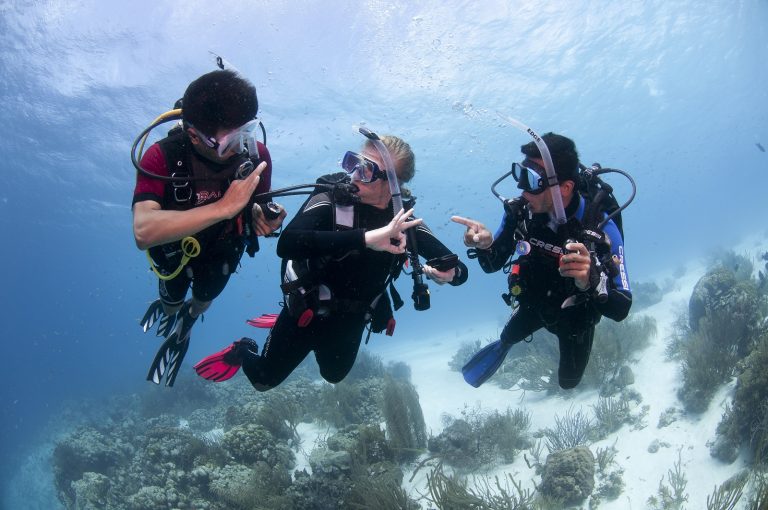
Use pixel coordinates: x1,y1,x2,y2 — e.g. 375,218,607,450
181,70,257,136
521,132,579,183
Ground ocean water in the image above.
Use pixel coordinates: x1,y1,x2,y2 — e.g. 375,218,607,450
1,0,766,508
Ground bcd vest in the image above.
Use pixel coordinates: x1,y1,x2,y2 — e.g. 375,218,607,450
148,132,264,266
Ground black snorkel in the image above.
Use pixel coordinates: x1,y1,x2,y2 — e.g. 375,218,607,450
356,125,430,311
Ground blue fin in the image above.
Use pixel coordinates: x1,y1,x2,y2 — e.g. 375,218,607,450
461,340,512,388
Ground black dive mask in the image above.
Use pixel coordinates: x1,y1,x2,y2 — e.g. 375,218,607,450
512,159,549,195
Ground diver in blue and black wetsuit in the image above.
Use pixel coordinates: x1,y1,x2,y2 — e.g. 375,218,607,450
453,132,632,389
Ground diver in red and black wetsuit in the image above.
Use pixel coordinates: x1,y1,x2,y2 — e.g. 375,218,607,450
132,69,286,387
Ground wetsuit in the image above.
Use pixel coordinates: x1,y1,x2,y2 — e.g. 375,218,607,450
241,190,468,390
132,133,272,307
474,195,631,389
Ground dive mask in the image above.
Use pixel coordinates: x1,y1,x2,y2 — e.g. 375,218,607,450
512,160,548,195
341,151,387,183
190,118,262,159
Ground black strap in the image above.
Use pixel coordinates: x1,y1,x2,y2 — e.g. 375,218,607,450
158,133,193,205
582,189,608,232
389,281,404,311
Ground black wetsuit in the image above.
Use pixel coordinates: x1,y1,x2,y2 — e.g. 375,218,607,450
241,191,468,390
474,195,632,389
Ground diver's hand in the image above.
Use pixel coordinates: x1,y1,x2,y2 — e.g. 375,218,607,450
251,202,287,236
423,264,456,285
365,208,423,254
559,242,592,290
216,161,266,219
451,215,493,250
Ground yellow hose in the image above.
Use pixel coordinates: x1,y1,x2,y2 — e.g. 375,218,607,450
138,108,183,160
146,236,201,281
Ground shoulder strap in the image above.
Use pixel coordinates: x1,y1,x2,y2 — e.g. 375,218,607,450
157,132,187,176
301,189,357,231
158,132,193,204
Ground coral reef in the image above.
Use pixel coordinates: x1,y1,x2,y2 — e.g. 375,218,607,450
70,472,110,510
538,446,595,505
630,279,665,311
712,335,768,465
676,265,766,413
705,470,748,510
448,339,482,372
52,427,132,507
290,424,420,509
317,378,383,428
428,406,532,472
51,348,436,510
541,407,594,454
381,375,427,462
424,462,536,510
647,450,688,510
591,396,631,436
222,423,295,469
590,444,624,507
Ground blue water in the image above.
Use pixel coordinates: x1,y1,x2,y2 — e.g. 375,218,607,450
1,0,767,507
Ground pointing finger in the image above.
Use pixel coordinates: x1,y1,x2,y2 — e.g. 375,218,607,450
251,161,267,178
451,216,478,230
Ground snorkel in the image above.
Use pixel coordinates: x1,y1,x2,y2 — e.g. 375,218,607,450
356,126,403,212
356,125,430,311
498,114,566,225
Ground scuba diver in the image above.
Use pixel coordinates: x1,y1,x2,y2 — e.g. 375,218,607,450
452,131,632,389
193,131,469,390
132,69,286,387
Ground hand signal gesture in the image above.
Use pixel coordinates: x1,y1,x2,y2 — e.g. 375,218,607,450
451,215,493,250
365,208,423,254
